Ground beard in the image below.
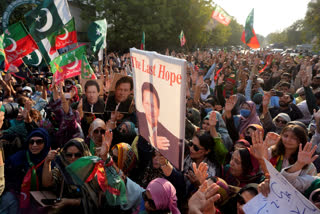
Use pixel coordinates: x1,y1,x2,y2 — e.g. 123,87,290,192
279,101,289,107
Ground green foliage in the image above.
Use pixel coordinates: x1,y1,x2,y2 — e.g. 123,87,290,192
305,0,320,50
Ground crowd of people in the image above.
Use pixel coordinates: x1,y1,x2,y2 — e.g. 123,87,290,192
0,49,319,214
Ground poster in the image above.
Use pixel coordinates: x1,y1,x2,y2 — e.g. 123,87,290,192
243,159,320,214
130,48,186,170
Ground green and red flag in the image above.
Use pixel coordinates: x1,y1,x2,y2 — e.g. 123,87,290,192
81,55,97,80
3,22,38,64
50,45,85,84
87,19,107,53
211,4,232,26
179,30,186,47
140,31,145,50
241,9,260,49
0,34,9,71
66,156,127,206
53,18,77,51
25,0,72,42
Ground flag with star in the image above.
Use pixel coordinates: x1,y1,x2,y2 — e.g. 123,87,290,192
87,19,107,53
211,4,231,26
0,34,9,71
50,45,85,84
22,49,44,67
53,18,77,51
25,0,72,42
81,55,97,79
3,21,38,64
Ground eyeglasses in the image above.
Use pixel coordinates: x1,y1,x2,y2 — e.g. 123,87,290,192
142,191,156,209
275,119,287,125
65,152,82,158
188,141,204,152
29,139,44,145
93,129,106,135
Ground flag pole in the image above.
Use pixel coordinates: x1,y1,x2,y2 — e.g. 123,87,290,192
22,61,33,73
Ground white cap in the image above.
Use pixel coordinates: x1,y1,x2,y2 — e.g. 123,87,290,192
22,86,32,92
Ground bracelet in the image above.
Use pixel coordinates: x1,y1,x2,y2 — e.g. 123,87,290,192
109,120,115,124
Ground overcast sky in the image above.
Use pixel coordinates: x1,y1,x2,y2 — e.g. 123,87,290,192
213,0,311,37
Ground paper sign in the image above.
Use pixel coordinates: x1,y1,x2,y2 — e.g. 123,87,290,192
243,159,320,214
130,48,186,170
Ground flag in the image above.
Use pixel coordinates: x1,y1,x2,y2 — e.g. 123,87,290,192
0,34,9,71
39,36,59,63
23,49,44,67
49,45,86,84
81,55,97,79
140,32,145,50
54,18,77,51
3,22,38,64
87,19,107,53
179,30,186,47
241,9,260,49
211,4,232,26
25,0,72,41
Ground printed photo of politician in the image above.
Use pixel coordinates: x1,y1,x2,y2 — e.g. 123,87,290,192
137,82,182,168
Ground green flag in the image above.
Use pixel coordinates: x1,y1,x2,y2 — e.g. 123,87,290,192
25,0,72,41
23,49,44,67
0,34,9,71
140,32,145,50
87,19,107,53
50,45,86,84
81,55,97,79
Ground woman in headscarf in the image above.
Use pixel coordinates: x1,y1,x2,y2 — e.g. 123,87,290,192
221,147,264,187
261,111,291,134
111,121,137,147
224,97,262,142
3,128,51,212
199,83,212,102
111,142,137,177
42,138,100,214
86,118,107,155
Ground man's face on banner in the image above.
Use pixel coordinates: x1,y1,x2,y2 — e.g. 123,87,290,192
115,82,131,103
86,85,99,105
142,90,159,127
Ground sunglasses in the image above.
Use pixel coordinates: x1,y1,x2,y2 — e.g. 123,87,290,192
93,129,106,135
142,191,156,209
188,141,204,152
29,139,44,145
275,119,287,125
65,152,82,158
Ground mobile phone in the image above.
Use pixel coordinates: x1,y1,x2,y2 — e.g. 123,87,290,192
275,91,283,97
41,199,56,206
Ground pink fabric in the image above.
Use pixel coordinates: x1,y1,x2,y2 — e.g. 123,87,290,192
146,178,180,214
238,101,261,135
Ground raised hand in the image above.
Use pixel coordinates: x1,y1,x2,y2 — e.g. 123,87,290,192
225,95,238,112
217,73,224,86
258,178,270,197
297,142,318,167
250,130,268,160
192,162,208,185
264,132,280,148
45,148,60,163
313,109,320,121
208,111,217,126
100,129,113,161
262,92,271,107
188,180,220,214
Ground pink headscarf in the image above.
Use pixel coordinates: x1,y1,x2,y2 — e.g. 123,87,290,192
146,178,180,214
238,101,261,135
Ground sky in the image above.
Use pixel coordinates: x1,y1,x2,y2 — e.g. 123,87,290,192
213,0,312,37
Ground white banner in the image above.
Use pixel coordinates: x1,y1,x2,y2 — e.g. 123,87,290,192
243,159,320,214
130,48,186,170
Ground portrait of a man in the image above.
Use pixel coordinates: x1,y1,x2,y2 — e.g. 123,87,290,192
105,76,133,120
137,82,182,167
